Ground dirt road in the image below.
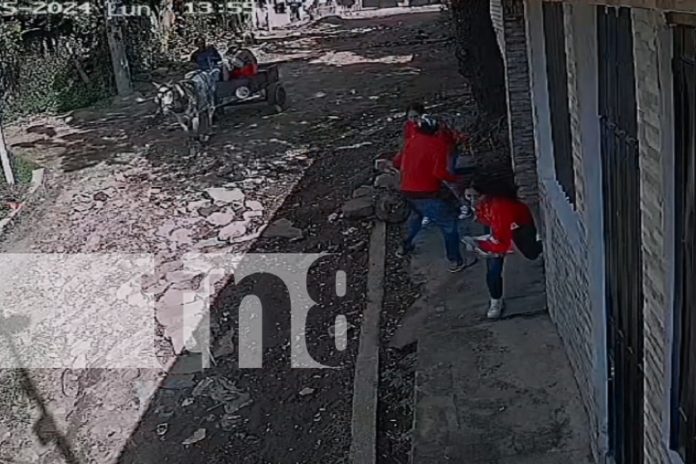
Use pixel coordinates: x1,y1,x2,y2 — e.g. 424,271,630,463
0,12,474,464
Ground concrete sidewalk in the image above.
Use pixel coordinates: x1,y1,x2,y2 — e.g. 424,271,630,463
389,221,594,464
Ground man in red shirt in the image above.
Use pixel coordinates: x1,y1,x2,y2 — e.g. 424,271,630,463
399,103,472,222
393,114,474,273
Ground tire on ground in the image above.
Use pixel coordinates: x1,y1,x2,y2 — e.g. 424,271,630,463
375,190,409,223
267,83,287,112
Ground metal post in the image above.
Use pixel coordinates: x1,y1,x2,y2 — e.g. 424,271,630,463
0,123,15,186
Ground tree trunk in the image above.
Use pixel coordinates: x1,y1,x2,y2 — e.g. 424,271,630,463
105,16,133,96
450,0,506,118
159,0,176,49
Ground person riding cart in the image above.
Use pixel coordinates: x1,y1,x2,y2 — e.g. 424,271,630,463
222,38,259,80
190,36,222,71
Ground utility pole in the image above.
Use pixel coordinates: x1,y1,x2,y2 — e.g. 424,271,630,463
0,121,15,186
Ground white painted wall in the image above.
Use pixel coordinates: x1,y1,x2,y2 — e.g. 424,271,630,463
563,4,609,460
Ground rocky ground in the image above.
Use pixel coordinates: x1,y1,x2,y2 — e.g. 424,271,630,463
0,11,477,464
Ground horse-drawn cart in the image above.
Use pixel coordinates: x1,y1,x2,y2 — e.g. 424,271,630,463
215,63,287,113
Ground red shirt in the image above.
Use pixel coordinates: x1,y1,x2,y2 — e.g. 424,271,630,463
393,128,458,194
475,197,535,254
231,64,258,78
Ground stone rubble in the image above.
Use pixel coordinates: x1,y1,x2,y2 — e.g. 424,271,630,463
181,428,206,446
341,196,373,219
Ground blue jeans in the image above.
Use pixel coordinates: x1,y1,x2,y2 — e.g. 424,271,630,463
404,197,463,265
486,256,505,299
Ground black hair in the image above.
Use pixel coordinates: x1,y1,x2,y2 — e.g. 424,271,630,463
470,173,519,200
406,102,425,115
416,114,439,135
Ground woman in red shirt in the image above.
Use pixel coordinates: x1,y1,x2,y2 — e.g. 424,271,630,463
462,175,535,319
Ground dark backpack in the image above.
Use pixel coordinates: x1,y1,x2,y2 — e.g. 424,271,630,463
512,222,542,260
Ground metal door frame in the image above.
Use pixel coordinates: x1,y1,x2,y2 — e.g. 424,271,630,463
671,22,696,464
597,6,645,463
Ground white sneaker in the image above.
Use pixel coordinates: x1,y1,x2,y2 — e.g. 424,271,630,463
487,299,504,319
421,217,431,226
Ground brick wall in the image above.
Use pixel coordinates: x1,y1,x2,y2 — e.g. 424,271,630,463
494,0,539,204
539,182,595,411
632,8,672,464
502,0,539,203
491,0,505,57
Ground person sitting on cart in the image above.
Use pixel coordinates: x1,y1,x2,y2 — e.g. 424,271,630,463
223,38,259,80
190,36,222,72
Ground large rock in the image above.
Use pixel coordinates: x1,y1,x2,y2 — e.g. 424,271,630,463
373,172,399,189
204,187,245,204
170,228,193,245
205,212,235,227
219,221,248,241
187,199,211,212
245,200,264,211
342,197,373,219
264,218,303,240
352,185,375,199
243,210,263,221
374,159,392,171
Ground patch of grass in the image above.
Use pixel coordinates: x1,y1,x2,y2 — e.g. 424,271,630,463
0,153,37,188
12,155,37,185
1,154,38,219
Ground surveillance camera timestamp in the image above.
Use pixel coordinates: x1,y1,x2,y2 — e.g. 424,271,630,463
0,1,92,16
183,1,255,15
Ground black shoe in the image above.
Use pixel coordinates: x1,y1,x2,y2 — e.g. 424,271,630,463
448,256,477,273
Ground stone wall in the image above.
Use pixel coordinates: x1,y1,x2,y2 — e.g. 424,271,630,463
632,8,674,464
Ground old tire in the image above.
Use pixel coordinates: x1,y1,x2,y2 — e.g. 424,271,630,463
268,83,287,112
375,190,410,224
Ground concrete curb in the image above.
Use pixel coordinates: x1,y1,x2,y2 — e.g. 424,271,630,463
350,220,386,464
0,168,45,236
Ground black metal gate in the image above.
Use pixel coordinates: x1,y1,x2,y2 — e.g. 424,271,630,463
672,22,696,464
597,6,644,464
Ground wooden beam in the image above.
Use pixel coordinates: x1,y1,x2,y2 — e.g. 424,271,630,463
543,0,696,14
667,11,696,25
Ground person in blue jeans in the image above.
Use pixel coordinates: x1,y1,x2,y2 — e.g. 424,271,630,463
401,197,465,271
392,114,475,272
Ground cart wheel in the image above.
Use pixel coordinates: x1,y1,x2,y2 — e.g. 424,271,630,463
268,83,287,112
375,190,410,223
